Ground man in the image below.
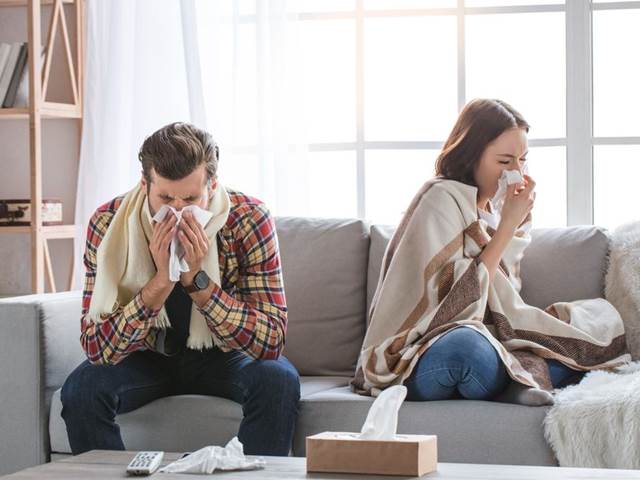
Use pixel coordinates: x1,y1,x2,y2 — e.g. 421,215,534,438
61,122,300,456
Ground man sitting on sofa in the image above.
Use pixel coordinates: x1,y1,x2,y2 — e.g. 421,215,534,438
60,122,300,456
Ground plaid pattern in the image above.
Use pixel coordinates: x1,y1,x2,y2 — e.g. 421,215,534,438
80,189,287,365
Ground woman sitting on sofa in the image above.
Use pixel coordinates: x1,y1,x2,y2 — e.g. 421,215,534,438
350,98,630,404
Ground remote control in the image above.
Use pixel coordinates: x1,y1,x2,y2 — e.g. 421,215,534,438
126,451,164,476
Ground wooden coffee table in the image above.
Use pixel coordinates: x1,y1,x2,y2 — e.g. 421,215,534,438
1,450,638,479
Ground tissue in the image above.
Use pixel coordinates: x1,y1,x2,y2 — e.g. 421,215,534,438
359,385,407,440
158,437,266,474
489,165,529,214
152,204,213,282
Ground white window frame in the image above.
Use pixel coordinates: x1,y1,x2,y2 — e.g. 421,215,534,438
237,0,640,225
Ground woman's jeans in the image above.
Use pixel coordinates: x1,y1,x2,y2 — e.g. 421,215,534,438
60,347,300,456
403,327,583,401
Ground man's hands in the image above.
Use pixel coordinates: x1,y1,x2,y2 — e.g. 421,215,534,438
149,214,177,285
140,210,212,311
178,211,210,287
141,214,177,311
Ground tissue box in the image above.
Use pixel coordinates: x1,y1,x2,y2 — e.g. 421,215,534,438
306,432,437,476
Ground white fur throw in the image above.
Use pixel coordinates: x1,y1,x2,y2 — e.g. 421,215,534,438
544,362,640,469
605,221,640,360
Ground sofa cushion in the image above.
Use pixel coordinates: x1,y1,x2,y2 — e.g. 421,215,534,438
367,225,610,312
49,376,350,454
367,225,396,319
275,217,369,376
519,226,610,308
294,386,556,466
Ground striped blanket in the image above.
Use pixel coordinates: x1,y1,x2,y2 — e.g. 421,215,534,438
351,178,630,397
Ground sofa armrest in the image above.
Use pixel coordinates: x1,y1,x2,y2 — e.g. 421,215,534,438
0,291,83,475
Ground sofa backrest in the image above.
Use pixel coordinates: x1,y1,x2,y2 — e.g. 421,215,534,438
17,220,612,395
367,224,611,315
275,217,369,377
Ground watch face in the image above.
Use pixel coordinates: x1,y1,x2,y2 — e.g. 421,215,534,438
194,270,210,289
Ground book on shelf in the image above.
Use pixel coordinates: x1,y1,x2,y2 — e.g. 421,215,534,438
0,42,21,106
0,43,10,90
0,42,47,109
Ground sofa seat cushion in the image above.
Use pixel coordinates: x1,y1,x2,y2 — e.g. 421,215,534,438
49,376,350,454
294,386,557,466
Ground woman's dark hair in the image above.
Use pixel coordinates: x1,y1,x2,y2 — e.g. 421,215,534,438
138,122,219,184
434,99,529,186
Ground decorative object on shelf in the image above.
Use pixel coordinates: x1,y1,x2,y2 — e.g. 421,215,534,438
0,198,63,226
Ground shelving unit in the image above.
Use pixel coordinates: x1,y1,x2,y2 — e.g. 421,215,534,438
0,0,84,293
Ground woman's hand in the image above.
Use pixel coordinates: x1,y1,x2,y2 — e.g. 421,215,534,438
479,174,535,282
499,174,536,233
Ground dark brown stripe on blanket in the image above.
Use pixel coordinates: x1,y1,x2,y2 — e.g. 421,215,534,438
430,260,482,330
392,232,464,336
512,350,553,391
437,261,455,303
383,331,410,373
489,310,628,367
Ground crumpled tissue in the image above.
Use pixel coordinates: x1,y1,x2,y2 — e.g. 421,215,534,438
158,437,266,474
489,164,530,213
152,204,213,282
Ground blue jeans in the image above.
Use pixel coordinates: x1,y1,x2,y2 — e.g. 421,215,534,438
60,347,300,456
403,327,583,401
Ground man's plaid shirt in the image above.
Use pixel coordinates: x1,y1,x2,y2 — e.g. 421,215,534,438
80,188,287,365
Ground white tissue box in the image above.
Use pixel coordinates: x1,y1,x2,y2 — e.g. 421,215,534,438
306,431,438,476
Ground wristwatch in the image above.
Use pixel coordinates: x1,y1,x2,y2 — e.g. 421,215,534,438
184,270,210,293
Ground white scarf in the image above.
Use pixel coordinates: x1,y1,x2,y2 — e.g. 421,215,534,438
88,181,231,350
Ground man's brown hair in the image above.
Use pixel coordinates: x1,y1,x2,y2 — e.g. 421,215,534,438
138,122,219,183
435,99,530,186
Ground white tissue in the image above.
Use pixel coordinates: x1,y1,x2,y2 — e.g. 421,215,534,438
152,204,213,282
158,437,266,474
358,385,407,440
489,165,529,213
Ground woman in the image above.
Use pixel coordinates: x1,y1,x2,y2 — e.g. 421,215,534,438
351,99,630,404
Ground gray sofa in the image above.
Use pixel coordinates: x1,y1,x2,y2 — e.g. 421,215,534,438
0,216,611,476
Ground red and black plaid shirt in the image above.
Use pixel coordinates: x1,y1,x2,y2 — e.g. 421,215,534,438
80,188,287,365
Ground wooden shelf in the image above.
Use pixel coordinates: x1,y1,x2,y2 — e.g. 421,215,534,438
1,0,85,293
0,102,81,119
0,224,79,238
0,0,73,7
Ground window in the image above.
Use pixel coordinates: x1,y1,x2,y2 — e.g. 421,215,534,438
197,1,639,230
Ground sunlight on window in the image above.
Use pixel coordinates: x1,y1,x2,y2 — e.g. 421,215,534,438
466,12,565,140
365,150,438,225
299,20,356,143
196,1,579,225
593,9,640,138
217,153,261,196
466,0,563,6
526,146,567,228
364,16,458,141
594,146,640,230
365,0,456,8
307,151,359,218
